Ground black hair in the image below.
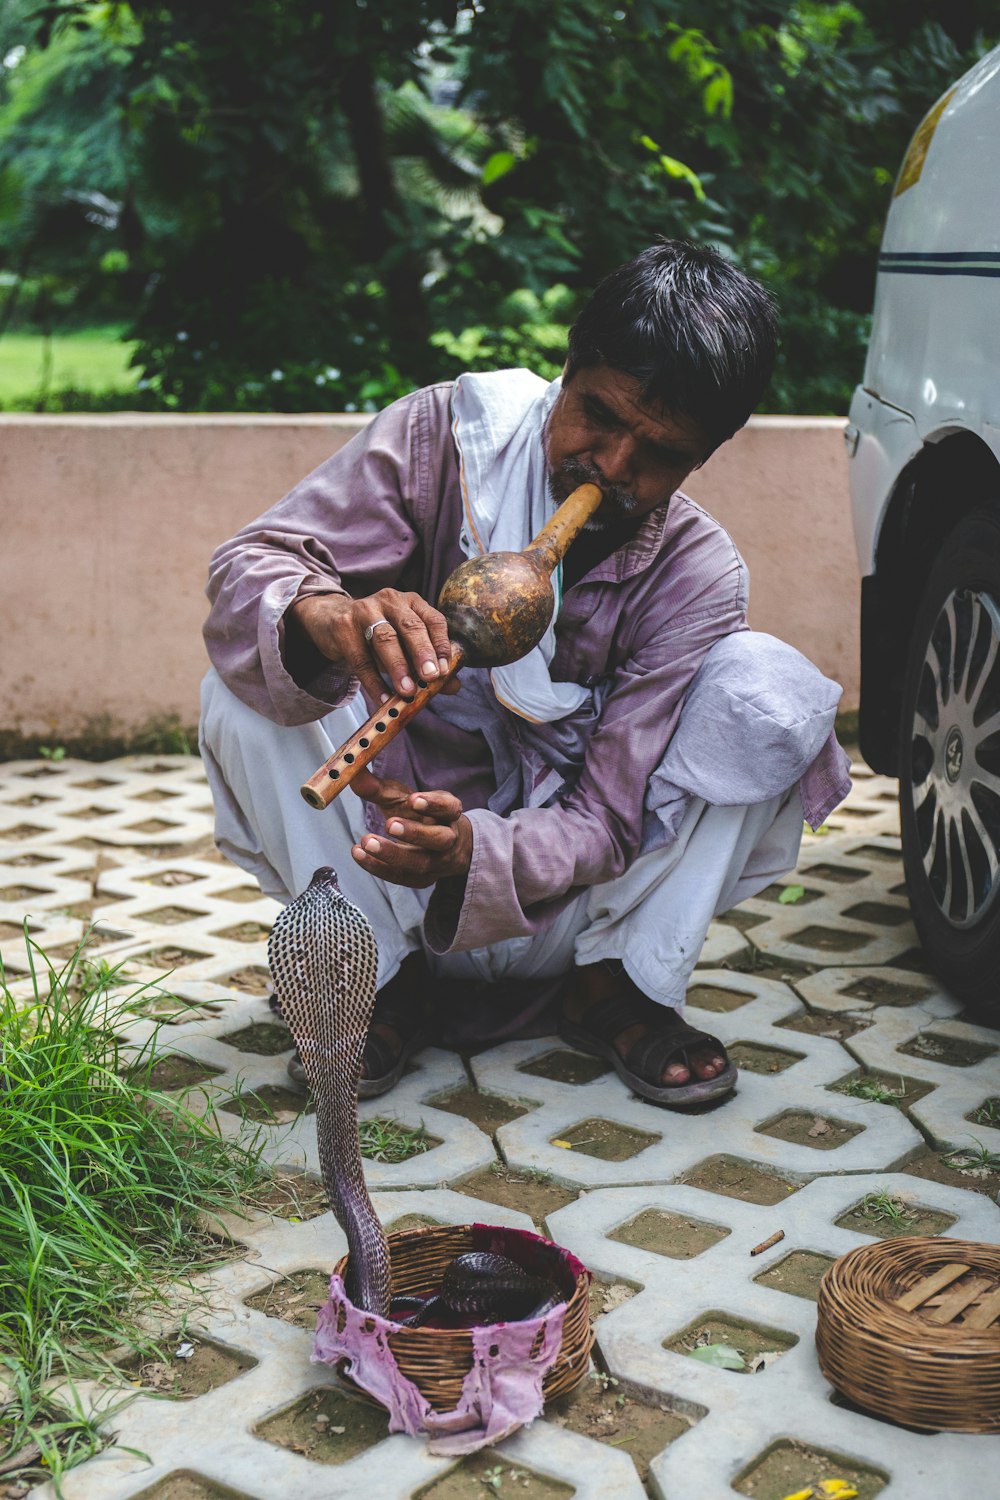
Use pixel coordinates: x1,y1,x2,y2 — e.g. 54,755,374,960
565,239,779,452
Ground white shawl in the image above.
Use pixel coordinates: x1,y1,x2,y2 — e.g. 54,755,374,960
450,369,591,723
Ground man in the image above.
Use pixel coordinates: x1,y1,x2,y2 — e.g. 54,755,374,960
200,239,850,1109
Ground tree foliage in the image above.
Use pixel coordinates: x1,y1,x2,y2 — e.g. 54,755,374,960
0,0,996,412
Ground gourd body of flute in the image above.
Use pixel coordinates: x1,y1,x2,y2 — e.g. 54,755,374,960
437,551,554,667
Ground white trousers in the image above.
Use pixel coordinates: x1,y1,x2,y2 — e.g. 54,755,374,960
199,669,803,1012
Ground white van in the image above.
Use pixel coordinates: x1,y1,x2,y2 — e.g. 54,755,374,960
847,43,1000,1021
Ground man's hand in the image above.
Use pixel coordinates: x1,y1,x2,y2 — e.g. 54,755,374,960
350,768,472,888
289,589,461,704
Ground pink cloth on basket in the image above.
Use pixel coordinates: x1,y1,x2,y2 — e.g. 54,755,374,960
312,1226,583,1456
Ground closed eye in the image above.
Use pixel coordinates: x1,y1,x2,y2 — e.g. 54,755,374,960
583,395,621,429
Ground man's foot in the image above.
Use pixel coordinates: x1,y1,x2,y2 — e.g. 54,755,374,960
285,952,429,1098
559,961,736,1107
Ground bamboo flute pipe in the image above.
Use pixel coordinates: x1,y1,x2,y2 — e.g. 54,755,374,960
300,481,603,809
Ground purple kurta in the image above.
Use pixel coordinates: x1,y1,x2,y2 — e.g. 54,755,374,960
204,382,753,952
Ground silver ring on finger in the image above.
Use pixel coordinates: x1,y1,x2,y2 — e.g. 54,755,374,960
364,617,393,644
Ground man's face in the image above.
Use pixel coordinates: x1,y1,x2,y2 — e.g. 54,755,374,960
545,363,712,525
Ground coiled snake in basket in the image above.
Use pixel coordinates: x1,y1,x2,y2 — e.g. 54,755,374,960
267,866,560,1325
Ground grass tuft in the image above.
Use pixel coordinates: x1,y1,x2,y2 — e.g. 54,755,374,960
358,1118,430,1163
0,930,265,1487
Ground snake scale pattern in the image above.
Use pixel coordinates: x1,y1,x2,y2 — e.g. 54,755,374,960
267,866,559,1325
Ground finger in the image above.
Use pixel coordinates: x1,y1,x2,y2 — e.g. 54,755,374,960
365,618,418,697
408,790,464,823
344,648,392,709
351,835,433,888
411,600,455,675
382,817,458,852
351,768,415,813
394,605,446,686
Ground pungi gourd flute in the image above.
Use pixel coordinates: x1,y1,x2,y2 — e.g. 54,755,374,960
300,480,602,809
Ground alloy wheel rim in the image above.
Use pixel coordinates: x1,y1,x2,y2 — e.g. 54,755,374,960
910,587,1000,929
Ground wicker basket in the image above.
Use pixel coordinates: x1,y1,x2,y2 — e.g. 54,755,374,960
816,1236,1000,1432
332,1223,593,1413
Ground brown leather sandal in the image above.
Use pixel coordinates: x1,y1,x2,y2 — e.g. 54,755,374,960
560,991,737,1108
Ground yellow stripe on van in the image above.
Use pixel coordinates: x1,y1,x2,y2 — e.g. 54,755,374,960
894,89,955,197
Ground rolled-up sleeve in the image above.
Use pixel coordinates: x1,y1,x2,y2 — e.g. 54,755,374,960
203,387,447,725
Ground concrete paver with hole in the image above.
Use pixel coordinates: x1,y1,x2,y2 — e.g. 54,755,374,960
1,753,997,1500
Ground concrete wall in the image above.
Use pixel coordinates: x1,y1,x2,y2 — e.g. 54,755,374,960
0,412,859,740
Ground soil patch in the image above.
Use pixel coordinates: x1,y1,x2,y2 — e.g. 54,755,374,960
221,1022,293,1055
843,901,911,926
132,1055,223,1092
782,924,870,953
119,1336,255,1398
609,1208,729,1259
758,884,821,905
841,974,928,1006
0,883,50,902
554,1117,660,1162
221,1085,314,1124
429,1086,531,1135
835,1192,957,1238
417,1453,572,1500
830,1071,934,1111
247,1172,329,1219
726,953,818,986
137,905,204,925
219,965,272,996
517,1048,612,1085
734,1439,886,1499
137,945,210,969
664,1314,797,1371
139,869,205,887
245,1269,331,1330
897,1032,998,1068
801,862,865,883
753,1250,836,1301
778,1009,871,1041
755,1110,863,1151
724,908,770,932
685,983,753,1013
588,1279,638,1320
385,1212,443,1234
547,1374,691,1486
132,1476,253,1500
851,842,900,863
254,1386,389,1465
453,1165,578,1227
901,1144,1000,1202
678,1155,801,1205
215,885,263,902
727,1041,804,1075
215,921,271,943
967,1097,1000,1128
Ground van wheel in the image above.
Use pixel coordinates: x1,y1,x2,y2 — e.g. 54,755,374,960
898,507,1000,1023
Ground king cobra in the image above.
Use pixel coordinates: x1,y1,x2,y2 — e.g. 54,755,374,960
267,866,560,1325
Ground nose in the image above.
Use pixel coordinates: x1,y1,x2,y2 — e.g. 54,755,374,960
593,430,636,488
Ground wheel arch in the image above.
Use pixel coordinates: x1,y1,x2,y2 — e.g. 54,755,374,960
861,429,1000,774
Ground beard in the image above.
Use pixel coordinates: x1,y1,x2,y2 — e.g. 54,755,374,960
547,456,639,530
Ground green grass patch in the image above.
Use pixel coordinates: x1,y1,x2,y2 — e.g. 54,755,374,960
0,930,265,1489
0,326,139,405
358,1118,432,1163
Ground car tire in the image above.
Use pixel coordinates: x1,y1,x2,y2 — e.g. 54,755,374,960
898,506,1000,1024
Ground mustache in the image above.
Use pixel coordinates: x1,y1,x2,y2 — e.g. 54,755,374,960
549,456,639,522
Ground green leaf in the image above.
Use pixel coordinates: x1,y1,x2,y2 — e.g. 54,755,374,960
777,884,806,905
689,1343,745,1370
482,151,516,186
656,152,706,202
